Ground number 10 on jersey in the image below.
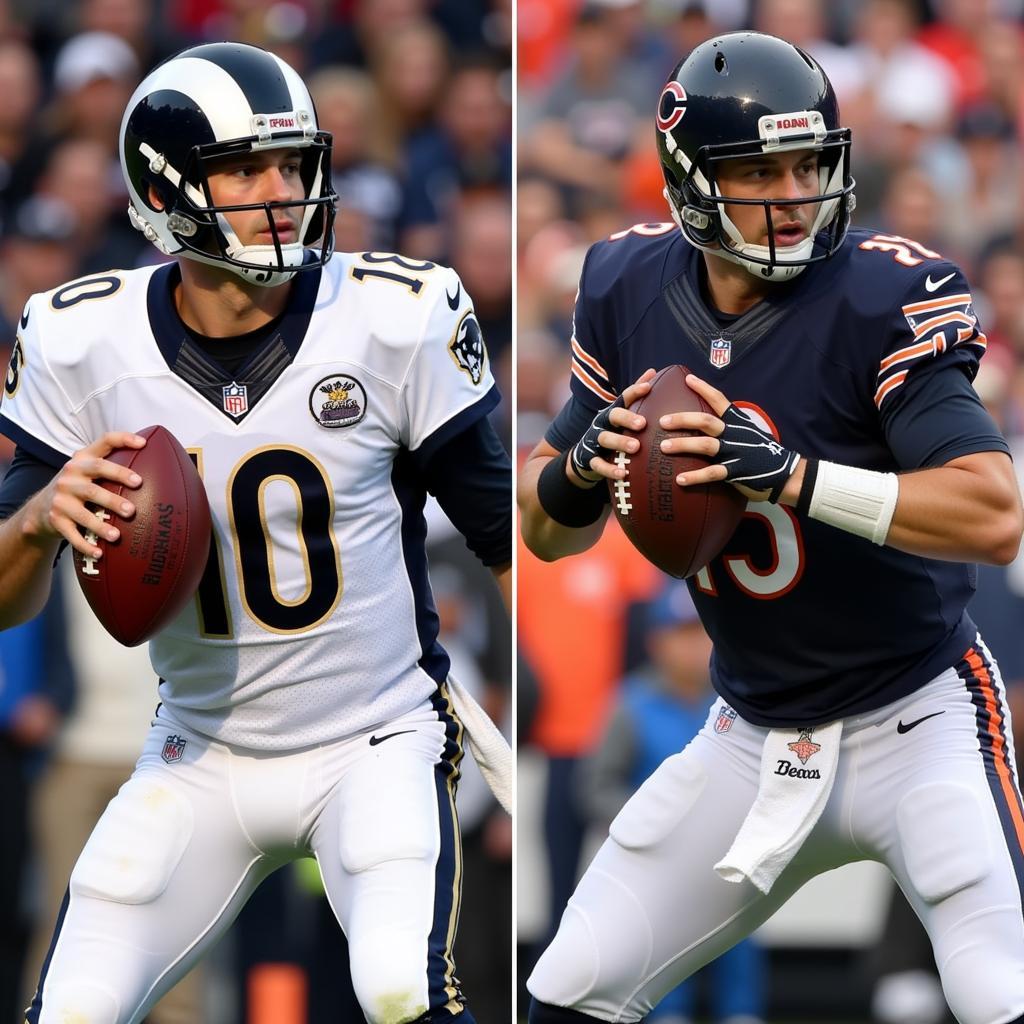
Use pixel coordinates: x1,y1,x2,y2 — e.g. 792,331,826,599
188,446,343,637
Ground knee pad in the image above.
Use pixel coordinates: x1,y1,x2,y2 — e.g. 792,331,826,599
339,752,437,873
897,781,991,904
939,945,1024,1024
70,774,193,904
348,924,430,1024
528,896,654,1019
35,979,120,1024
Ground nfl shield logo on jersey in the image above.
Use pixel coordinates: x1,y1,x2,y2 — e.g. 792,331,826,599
222,382,248,418
709,337,732,369
161,734,187,764
715,705,738,734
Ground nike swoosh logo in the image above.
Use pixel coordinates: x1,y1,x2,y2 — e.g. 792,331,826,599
368,729,415,746
924,272,955,293
446,283,461,310
896,710,946,734
19,307,29,329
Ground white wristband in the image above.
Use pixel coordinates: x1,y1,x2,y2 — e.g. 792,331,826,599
807,460,900,545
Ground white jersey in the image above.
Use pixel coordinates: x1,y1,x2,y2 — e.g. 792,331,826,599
1,253,499,749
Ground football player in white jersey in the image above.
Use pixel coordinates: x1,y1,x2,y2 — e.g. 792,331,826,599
0,42,511,1024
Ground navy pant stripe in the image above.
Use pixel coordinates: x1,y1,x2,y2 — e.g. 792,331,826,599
25,887,71,1023
427,685,469,1019
957,646,1024,922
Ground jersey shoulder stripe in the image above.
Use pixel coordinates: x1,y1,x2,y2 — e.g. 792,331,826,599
875,286,986,409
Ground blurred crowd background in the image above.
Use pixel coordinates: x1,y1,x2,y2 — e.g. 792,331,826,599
0,1,511,1023
517,1,1024,1022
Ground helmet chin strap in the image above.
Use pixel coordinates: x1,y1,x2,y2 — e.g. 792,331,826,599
665,189,809,283
215,212,303,287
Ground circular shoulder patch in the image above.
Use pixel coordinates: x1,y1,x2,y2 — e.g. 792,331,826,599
309,373,367,428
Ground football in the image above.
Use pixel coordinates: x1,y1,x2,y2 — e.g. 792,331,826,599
73,425,212,646
608,364,747,578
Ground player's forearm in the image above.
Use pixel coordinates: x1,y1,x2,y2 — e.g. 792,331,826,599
883,456,1022,564
518,454,608,560
780,452,1023,564
0,494,61,628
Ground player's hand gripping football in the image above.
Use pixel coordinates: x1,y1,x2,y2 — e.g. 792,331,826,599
659,374,802,503
567,369,657,486
26,432,146,558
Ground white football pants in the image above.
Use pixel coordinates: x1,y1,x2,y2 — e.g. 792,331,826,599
27,689,469,1024
529,640,1024,1024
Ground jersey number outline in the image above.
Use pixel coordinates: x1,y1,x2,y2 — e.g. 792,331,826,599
858,234,942,267
693,502,805,599
350,252,435,294
189,447,343,637
608,222,676,242
692,403,805,600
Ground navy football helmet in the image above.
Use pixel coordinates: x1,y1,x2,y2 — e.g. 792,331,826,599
120,42,337,287
657,32,855,281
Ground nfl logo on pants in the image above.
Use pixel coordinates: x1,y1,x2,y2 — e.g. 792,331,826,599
162,734,187,764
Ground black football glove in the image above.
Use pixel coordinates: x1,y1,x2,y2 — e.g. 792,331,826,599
715,404,801,502
569,396,627,482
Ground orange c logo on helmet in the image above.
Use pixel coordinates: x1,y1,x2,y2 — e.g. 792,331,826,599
657,81,688,133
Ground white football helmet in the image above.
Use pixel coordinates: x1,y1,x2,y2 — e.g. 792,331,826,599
119,42,337,287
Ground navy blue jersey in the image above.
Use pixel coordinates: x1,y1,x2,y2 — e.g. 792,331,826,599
552,224,1009,727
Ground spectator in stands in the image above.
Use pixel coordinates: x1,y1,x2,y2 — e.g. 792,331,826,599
754,0,866,100
520,3,649,212
371,19,451,149
930,104,1021,268
0,197,79,341
0,39,42,209
307,65,403,252
0,484,73,1024
77,0,184,71
33,137,147,274
401,55,512,259
917,0,1007,111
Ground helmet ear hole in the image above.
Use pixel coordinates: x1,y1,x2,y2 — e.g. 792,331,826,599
146,182,168,212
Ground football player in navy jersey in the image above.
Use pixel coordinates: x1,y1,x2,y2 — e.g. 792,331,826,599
521,32,1024,1024
0,43,511,1024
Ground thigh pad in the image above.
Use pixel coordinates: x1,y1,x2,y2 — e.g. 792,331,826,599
70,773,194,905
897,781,992,904
609,750,708,851
338,750,439,873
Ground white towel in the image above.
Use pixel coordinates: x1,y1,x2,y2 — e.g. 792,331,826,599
446,674,513,816
714,719,843,894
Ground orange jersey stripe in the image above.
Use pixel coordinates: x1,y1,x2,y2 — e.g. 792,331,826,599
571,361,616,402
966,647,1024,855
901,292,972,316
879,338,937,373
874,370,908,408
570,336,609,380
912,311,975,340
